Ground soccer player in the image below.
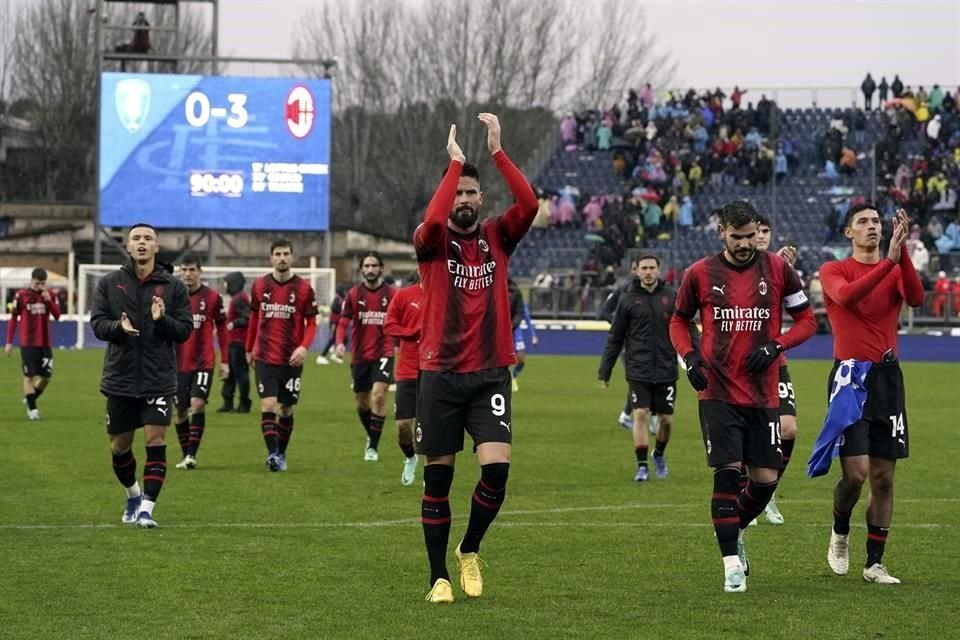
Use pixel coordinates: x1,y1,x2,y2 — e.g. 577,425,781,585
218,271,252,413
90,223,192,528
599,259,652,432
819,206,923,585
415,114,538,604
669,201,816,593
316,285,346,365
754,216,800,525
383,274,423,486
507,279,538,392
599,254,687,482
245,239,319,472
335,252,396,461
173,256,229,470
5,267,61,420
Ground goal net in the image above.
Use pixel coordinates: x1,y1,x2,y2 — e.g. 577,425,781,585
75,264,337,350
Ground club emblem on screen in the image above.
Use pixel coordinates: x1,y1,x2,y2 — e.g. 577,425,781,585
285,85,315,139
115,79,151,133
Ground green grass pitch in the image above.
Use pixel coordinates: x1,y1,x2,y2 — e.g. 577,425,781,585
1,351,957,639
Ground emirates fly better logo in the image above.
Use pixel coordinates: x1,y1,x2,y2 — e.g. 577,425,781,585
285,85,315,139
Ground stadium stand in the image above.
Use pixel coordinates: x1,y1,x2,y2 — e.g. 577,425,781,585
516,86,960,321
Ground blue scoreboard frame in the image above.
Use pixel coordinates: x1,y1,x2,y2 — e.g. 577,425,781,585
99,72,331,231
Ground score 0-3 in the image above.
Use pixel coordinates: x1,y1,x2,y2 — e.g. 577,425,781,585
184,91,248,128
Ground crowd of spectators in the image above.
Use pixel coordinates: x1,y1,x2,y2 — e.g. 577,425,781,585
526,80,960,318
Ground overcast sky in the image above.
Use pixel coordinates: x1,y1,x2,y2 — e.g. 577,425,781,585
2,0,958,107
211,0,960,106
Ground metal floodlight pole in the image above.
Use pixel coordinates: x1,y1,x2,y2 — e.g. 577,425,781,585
93,0,105,264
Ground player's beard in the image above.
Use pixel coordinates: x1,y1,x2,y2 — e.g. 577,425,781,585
450,206,479,229
726,242,755,265
363,270,380,284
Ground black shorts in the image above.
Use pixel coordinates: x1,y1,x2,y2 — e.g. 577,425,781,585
394,379,417,420
415,367,512,456
698,400,783,469
106,394,174,434
778,366,797,417
176,369,214,411
828,360,909,460
351,357,394,393
255,361,303,405
628,380,677,415
21,346,53,378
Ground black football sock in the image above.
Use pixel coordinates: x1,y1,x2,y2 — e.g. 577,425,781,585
833,508,852,535
778,438,795,479
737,478,778,529
712,467,741,557
261,411,279,454
278,415,294,454
142,445,167,502
654,439,667,457
34,386,45,399
368,413,385,450
634,445,649,467
623,395,632,416
459,463,509,554
112,450,137,489
422,464,454,585
357,408,372,438
25,393,37,411
175,420,190,456
187,412,206,457
866,524,889,567
399,441,416,459
513,362,525,378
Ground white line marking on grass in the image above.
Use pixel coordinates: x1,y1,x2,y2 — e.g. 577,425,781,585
1,498,956,531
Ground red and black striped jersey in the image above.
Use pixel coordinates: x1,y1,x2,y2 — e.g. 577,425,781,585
175,285,228,372
336,283,396,364
6,288,61,348
247,274,319,366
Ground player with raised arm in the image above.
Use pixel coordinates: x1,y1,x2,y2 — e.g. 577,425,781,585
5,267,61,420
817,206,924,585
173,255,229,470
90,223,192,528
335,252,396,462
753,216,799,525
669,201,816,593
383,274,424,486
416,114,538,604
245,239,319,472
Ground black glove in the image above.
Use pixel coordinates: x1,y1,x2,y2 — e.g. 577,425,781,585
746,341,783,373
683,351,709,391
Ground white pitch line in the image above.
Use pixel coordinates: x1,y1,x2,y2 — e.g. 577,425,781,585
1,498,957,531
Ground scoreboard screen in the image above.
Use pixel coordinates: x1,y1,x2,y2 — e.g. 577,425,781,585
99,72,331,231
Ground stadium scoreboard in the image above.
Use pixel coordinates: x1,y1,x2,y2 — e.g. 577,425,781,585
99,72,331,231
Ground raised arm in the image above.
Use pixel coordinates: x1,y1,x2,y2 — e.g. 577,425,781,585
45,292,62,320
892,210,925,307
820,260,895,308
415,124,465,253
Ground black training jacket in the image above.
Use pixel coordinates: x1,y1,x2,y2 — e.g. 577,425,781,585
598,278,695,384
90,260,192,398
